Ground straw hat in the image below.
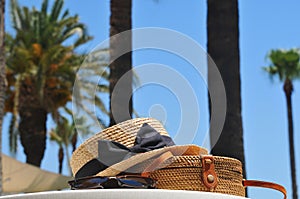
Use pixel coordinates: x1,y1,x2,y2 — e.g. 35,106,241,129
70,118,208,177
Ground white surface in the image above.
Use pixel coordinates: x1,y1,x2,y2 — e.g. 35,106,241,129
0,189,249,199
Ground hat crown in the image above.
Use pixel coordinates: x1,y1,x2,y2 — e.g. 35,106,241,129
70,118,169,176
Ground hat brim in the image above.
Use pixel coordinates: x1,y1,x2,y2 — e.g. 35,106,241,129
97,144,207,177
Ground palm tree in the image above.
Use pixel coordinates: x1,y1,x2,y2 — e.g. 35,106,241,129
0,0,6,194
109,0,133,126
50,114,94,174
5,0,92,167
207,0,246,177
50,115,74,174
264,49,300,199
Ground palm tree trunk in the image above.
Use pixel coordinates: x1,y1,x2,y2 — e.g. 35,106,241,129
284,78,298,199
0,0,6,194
64,144,72,175
58,146,64,174
207,0,246,177
71,130,77,152
109,0,132,126
18,81,47,167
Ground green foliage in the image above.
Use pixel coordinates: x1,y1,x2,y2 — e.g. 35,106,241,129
263,49,300,81
4,0,110,158
8,0,92,101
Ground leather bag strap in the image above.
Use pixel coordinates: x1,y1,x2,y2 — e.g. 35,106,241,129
243,179,287,199
141,154,287,199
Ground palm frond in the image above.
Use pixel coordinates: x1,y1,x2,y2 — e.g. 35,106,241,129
50,0,64,22
95,96,109,115
41,0,48,16
10,0,21,29
264,48,300,81
50,131,62,143
61,9,69,19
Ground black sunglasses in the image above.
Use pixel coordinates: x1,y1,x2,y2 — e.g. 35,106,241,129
68,175,156,189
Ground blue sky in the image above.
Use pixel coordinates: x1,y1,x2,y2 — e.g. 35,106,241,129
3,0,300,198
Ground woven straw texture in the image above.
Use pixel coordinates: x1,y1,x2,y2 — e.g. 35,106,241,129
149,155,245,197
71,118,169,175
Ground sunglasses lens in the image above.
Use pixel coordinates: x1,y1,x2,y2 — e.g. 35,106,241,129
119,176,155,188
71,177,108,189
69,176,155,189
119,179,145,187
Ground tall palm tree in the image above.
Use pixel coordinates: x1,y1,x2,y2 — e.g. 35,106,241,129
264,49,300,199
6,45,110,170
5,0,91,167
109,0,133,126
207,0,246,176
0,0,6,194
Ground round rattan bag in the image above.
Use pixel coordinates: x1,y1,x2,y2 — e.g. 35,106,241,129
147,154,245,196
